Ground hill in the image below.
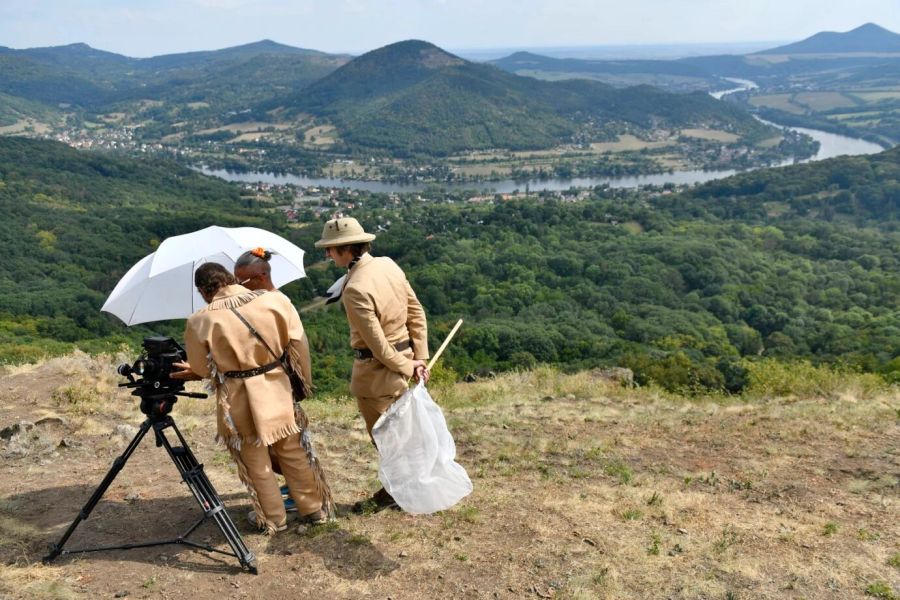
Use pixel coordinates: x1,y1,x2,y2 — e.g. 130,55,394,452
758,22,900,55
0,354,896,598
275,40,770,155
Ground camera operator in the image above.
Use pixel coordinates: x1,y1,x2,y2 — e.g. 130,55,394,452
171,262,333,534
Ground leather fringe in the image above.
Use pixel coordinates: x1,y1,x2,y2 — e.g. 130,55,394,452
204,289,267,312
227,446,281,534
294,402,336,520
287,342,313,397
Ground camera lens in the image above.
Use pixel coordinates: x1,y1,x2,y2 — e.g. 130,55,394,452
117,363,132,377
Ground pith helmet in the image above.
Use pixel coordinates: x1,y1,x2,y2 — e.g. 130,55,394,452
314,217,376,248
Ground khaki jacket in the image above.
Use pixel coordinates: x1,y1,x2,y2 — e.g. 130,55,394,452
184,285,312,448
342,254,429,398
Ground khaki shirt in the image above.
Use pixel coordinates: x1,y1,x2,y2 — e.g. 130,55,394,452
342,254,429,398
184,285,312,447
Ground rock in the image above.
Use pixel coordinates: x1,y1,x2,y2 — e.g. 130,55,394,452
398,551,408,558
592,367,635,387
541,396,555,402
113,424,139,440
114,591,129,598
35,416,66,429
1,421,34,440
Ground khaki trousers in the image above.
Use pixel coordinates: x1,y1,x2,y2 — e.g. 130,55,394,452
237,433,323,526
357,394,401,440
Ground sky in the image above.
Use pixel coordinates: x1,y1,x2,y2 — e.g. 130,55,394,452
1,0,899,58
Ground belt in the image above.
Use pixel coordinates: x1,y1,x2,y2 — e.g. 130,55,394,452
224,358,281,378
353,339,411,360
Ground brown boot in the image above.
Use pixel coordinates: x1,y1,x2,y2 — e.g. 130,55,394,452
352,487,399,514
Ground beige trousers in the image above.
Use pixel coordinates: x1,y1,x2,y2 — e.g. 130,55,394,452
237,433,324,527
357,394,401,439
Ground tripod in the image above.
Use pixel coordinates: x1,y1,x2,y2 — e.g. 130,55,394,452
44,394,258,574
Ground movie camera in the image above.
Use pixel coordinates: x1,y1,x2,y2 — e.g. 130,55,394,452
118,336,207,417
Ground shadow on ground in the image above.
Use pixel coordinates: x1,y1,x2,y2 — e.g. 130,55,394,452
2,484,398,580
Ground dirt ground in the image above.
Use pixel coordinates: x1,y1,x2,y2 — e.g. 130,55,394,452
0,354,898,599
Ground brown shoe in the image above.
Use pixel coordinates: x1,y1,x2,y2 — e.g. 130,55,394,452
295,509,329,534
246,510,288,534
352,488,399,514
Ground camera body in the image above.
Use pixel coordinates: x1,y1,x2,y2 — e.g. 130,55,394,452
118,336,189,418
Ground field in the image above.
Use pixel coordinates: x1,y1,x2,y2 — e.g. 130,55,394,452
679,129,740,143
1,354,897,599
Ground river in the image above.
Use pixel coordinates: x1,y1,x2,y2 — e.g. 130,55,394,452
200,81,886,193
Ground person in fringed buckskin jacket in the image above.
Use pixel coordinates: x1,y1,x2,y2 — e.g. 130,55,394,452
315,217,430,513
173,262,334,533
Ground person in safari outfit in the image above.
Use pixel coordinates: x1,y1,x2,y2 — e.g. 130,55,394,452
315,217,430,513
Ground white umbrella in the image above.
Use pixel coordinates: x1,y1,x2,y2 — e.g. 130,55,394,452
101,226,306,325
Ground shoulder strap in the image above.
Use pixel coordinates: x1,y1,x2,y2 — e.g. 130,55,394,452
230,307,280,361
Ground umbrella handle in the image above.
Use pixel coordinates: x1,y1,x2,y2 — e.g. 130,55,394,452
427,319,463,371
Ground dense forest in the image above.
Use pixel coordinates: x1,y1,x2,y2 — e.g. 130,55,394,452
0,137,285,358
0,136,897,395
293,149,900,393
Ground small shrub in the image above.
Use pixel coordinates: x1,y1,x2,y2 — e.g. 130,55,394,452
647,533,661,555
823,522,838,536
621,508,643,521
604,459,633,485
865,581,898,600
743,359,886,399
646,491,663,506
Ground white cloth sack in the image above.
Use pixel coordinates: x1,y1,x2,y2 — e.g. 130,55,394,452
372,383,472,514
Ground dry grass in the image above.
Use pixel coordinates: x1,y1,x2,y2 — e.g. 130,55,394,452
0,358,897,599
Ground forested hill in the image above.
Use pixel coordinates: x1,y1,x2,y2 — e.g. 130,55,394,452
0,40,348,108
273,40,770,155
1,136,898,393
758,22,900,55
292,148,900,392
0,136,289,357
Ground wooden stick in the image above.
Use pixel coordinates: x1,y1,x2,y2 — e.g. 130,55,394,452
427,319,463,371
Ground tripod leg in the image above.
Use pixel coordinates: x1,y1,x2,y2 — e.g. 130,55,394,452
44,419,154,563
154,418,258,574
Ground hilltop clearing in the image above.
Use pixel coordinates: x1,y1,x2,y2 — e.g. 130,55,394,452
1,354,897,599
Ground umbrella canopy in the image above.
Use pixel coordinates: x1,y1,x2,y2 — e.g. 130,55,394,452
101,226,306,325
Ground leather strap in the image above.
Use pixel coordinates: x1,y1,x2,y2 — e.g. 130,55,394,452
224,359,281,379
353,339,411,360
